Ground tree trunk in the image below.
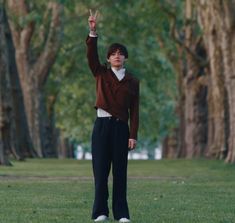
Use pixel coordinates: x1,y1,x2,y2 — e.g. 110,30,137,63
4,7,34,158
219,2,235,163
42,94,59,157
176,54,186,157
182,0,208,158
0,2,12,165
162,128,178,159
6,0,62,157
197,1,227,159
58,131,68,159
197,0,235,163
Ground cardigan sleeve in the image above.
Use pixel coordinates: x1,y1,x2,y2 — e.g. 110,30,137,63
129,79,139,140
86,36,106,76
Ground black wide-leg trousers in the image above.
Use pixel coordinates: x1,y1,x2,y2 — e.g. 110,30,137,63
91,117,130,220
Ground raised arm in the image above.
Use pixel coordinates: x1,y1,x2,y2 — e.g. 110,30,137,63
86,9,105,76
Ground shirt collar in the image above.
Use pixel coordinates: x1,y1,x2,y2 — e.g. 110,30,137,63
111,67,125,81
111,67,126,75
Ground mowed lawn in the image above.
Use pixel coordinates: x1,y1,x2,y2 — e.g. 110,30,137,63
0,159,235,223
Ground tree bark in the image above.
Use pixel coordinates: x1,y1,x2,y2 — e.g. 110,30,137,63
4,6,34,158
0,2,12,165
6,0,62,157
197,1,227,159
197,0,235,163
218,1,235,163
161,0,208,158
42,94,59,157
162,128,178,159
181,0,208,158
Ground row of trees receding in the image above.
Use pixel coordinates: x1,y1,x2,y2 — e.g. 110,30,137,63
162,0,235,163
1,0,235,165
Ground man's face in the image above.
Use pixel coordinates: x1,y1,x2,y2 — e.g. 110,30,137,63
108,50,126,70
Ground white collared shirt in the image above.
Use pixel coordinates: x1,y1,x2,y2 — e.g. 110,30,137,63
111,67,125,81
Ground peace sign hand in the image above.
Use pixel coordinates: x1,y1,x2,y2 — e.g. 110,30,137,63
88,9,98,31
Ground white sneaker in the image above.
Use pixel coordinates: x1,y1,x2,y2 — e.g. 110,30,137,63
119,218,130,222
94,215,108,222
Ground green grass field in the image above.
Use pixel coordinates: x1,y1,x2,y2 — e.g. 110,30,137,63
0,159,235,223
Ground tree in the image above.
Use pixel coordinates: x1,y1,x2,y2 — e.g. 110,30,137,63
163,0,235,163
6,0,63,157
0,2,12,165
197,0,227,159
197,0,235,163
181,0,208,158
159,0,208,158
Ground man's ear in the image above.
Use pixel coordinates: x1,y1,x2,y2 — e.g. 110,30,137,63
107,58,110,62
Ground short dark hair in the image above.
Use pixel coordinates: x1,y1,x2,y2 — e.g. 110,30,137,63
106,43,128,59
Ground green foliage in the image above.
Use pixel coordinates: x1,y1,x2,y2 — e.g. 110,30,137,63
45,0,183,149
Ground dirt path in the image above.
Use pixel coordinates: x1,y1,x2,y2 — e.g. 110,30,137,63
0,175,186,181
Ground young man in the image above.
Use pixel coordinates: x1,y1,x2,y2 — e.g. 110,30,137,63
87,10,139,223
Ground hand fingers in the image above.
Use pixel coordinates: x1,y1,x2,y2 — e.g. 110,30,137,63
132,141,136,149
88,16,95,22
94,10,98,19
128,140,131,149
89,9,98,18
128,140,136,150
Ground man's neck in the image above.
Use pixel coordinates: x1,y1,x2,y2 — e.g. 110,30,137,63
111,66,124,71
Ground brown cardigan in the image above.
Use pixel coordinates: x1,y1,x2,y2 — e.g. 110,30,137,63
86,36,139,139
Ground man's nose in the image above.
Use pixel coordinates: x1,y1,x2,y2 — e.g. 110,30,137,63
114,53,120,58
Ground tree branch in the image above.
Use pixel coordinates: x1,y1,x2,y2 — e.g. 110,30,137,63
7,0,34,51
32,2,63,88
161,4,208,67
